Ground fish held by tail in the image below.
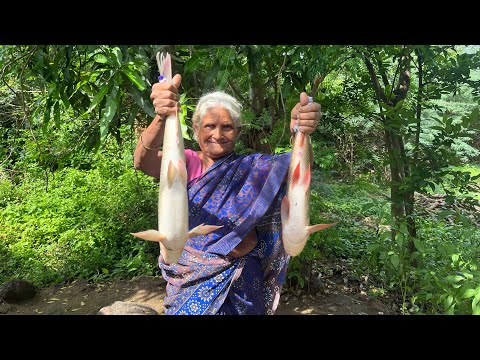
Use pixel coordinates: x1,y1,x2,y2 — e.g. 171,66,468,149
281,92,335,257
130,52,222,264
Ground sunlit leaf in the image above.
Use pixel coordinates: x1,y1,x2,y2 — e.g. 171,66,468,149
123,68,146,91
94,54,110,64
461,288,476,299
446,275,464,283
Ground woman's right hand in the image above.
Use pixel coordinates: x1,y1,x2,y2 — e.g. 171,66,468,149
150,74,182,120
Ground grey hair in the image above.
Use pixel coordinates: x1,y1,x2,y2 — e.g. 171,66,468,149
191,91,242,141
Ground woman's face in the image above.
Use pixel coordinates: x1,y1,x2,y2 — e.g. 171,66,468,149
195,106,240,160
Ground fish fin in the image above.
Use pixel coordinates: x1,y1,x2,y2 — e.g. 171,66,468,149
178,159,187,186
304,164,311,190
167,160,175,187
307,222,336,234
163,53,172,82
280,195,290,222
130,230,166,243
291,161,301,187
188,223,223,238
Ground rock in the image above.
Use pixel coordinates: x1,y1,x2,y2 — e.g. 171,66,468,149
0,302,12,314
97,301,158,315
0,279,36,303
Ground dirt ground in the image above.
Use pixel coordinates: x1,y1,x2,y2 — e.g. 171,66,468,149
0,264,398,315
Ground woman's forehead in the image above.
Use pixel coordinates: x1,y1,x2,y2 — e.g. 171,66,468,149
202,107,233,123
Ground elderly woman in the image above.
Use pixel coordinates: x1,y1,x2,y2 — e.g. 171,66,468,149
134,73,321,315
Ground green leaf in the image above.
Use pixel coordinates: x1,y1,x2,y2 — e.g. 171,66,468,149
128,84,155,118
42,98,53,133
461,288,476,299
60,89,71,109
179,104,192,140
399,222,408,234
204,60,220,89
84,84,110,115
53,101,60,127
456,214,472,225
366,244,381,252
99,87,119,142
473,288,480,314
126,104,140,126
184,53,202,73
112,47,122,66
123,68,146,91
95,53,110,64
413,239,426,253
446,275,464,283
361,203,375,212
444,294,454,310
390,254,400,269
217,69,229,90
438,210,455,219
395,232,404,247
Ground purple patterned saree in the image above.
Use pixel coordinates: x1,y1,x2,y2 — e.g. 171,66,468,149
158,151,292,315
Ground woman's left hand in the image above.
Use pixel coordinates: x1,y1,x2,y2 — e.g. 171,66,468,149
290,92,322,135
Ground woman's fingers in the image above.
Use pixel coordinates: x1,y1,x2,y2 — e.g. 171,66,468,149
297,102,321,115
153,98,181,116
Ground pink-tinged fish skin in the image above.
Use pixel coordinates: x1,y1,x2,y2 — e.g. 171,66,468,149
281,131,335,256
131,53,222,264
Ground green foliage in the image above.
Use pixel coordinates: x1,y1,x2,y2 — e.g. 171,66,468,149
312,177,387,259
361,203,480,314
410,220,480,314
2,44,480,315
287,176,386,289
288,172,480,315
0,142,159,287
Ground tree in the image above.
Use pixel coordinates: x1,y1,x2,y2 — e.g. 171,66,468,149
354,45,480,261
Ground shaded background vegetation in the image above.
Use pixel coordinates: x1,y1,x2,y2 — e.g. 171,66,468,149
1,45,479,314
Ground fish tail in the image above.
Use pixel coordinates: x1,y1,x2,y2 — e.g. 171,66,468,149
130,230,166,243
188,223,223,238
307,222,336,234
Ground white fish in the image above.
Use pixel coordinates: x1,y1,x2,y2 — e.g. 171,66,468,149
281,96,335,256
131,52,222,264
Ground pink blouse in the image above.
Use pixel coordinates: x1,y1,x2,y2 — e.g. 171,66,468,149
184,149,203,184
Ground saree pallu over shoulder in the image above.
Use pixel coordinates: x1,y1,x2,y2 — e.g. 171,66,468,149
159,151,292,314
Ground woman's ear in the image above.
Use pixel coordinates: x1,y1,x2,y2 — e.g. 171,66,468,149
193,124,199,140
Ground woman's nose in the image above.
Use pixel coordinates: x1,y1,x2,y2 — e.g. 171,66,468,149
212,127,223,139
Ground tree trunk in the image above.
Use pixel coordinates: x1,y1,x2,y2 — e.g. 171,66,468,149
244,46,269,153
364,48,418,262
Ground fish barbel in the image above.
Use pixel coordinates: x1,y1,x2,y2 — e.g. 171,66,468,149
131,52,222,264
281,96,335,256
